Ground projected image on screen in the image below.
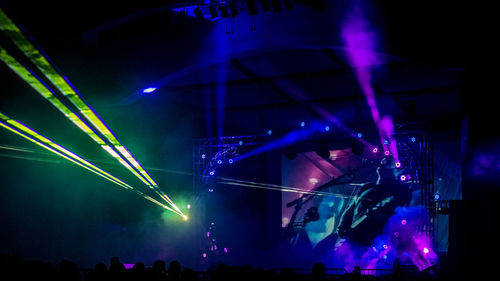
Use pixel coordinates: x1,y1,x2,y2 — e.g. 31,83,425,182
281,138,438,271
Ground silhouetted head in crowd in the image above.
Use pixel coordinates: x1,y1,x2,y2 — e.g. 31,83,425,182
181,268,197,281
153,259,167,275
58,259,79,281
132,262,145,272
167,260,181,280
279,267,296,281
108,261,126,280
312,262,326,279
110,256,120,265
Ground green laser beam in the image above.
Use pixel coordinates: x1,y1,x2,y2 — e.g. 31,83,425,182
0,8,183,215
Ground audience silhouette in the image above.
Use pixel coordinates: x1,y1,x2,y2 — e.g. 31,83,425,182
0,253,441,281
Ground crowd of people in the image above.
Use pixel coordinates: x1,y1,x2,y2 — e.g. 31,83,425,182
1,252,443,281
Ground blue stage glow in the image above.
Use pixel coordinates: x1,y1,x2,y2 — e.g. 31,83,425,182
325,126,330,131
411,137,417,143
201,154,206,159
239,140,243,145
217,159,223,165
300,121,305,127
209,170,215,176
141,87,157,94
208,188,214,192
228,159,233,164
357,132,363,138
267,129,272,135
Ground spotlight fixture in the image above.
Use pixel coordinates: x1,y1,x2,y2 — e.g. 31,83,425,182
272,0,282,12
260,0,271,12
194,6,204,21
434,192,441,201
246,0,258,15
209,4,218,18
283,0,294,10
229,1,239,17
219,4,230,18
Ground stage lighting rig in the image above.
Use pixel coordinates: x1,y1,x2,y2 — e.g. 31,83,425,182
209,4,219,18
246,0,259,15
219,4,230,18
272,0,282,12
194,6,204,21
260,0,271,12
229,1,239,17
283,0,294,10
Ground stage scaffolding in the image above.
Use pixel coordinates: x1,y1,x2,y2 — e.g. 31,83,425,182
192,124,437,251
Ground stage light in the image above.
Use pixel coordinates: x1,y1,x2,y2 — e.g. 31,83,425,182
384,150,390,156
309,178,318,184
325,126,330,131
219,4,230,18
228,159,234,164
224,247,228,253
202,253,207,258
217,159,223,165
209,171,215,176
395,161,401,168
187,204,191,209
194,6,204,21
267,129,272,135
183,215,189,221
400,175,406,181
260,0,271,12
423,248,429,254
201,154,206,159
239,140,243,145
411,137,416,143
434,192,441,201
283,0,294,10
401,219,407,225
246,0,258,15
141,87,157,94
300,121,305,127
357,132,363,138
208,188,214,192
229,1,239,17
372,147,378,153
383,244,388,249
206,232,210,237
209,4,218,18
272,0,282,12
384,139,390,145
